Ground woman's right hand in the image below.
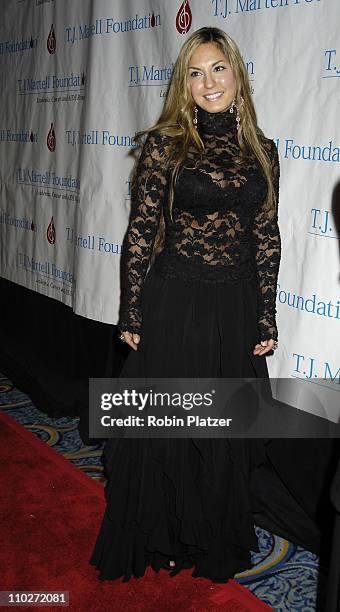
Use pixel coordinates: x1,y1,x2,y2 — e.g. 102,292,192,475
120,331,141,351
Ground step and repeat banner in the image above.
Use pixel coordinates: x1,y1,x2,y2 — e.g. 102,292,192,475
0,0,339,420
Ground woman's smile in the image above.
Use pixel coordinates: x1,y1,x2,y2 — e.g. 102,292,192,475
204,92,224,101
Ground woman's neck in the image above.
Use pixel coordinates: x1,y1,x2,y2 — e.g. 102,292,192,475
196,103,238,136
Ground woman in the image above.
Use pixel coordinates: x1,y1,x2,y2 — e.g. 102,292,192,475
90,26,281,583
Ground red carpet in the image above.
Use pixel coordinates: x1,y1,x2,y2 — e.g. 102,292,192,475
0,410,273,611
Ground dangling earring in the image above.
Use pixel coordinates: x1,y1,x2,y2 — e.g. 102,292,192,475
193,105,198,129
229,96,244,131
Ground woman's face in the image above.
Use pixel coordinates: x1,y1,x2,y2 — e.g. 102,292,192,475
188,42,237,113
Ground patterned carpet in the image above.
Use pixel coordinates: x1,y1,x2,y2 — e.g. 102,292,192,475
0,371,326,611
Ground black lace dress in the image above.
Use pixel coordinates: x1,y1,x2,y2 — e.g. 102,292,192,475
89,104,281,582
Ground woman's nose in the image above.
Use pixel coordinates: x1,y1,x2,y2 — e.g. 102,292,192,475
204,72,216,88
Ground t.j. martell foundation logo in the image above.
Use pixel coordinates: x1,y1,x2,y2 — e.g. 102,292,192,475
47,123,56,151
176,0,192,34
47,217,56,244
47,24,56,54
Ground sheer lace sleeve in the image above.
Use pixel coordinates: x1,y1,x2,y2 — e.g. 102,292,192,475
118,131,169,335
251,139,281,342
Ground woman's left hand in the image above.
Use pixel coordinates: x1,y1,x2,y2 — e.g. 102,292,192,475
253,339,276,356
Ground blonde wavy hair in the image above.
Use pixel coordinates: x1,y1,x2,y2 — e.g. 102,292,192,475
132,26,277,258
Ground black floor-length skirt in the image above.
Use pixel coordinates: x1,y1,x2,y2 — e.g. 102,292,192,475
89,259,271,583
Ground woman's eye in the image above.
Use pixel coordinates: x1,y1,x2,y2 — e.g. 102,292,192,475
190,66,225,78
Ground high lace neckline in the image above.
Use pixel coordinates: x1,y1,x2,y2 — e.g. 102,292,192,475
196,103,238,136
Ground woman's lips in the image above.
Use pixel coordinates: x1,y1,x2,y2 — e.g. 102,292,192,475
204,92,224,101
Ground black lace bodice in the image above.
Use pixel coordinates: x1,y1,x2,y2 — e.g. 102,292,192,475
118,104,281,342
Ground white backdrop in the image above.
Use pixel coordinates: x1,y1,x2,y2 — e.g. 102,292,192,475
0,0,339,421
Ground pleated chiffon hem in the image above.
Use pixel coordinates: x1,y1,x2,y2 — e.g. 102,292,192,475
90,437,265,584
